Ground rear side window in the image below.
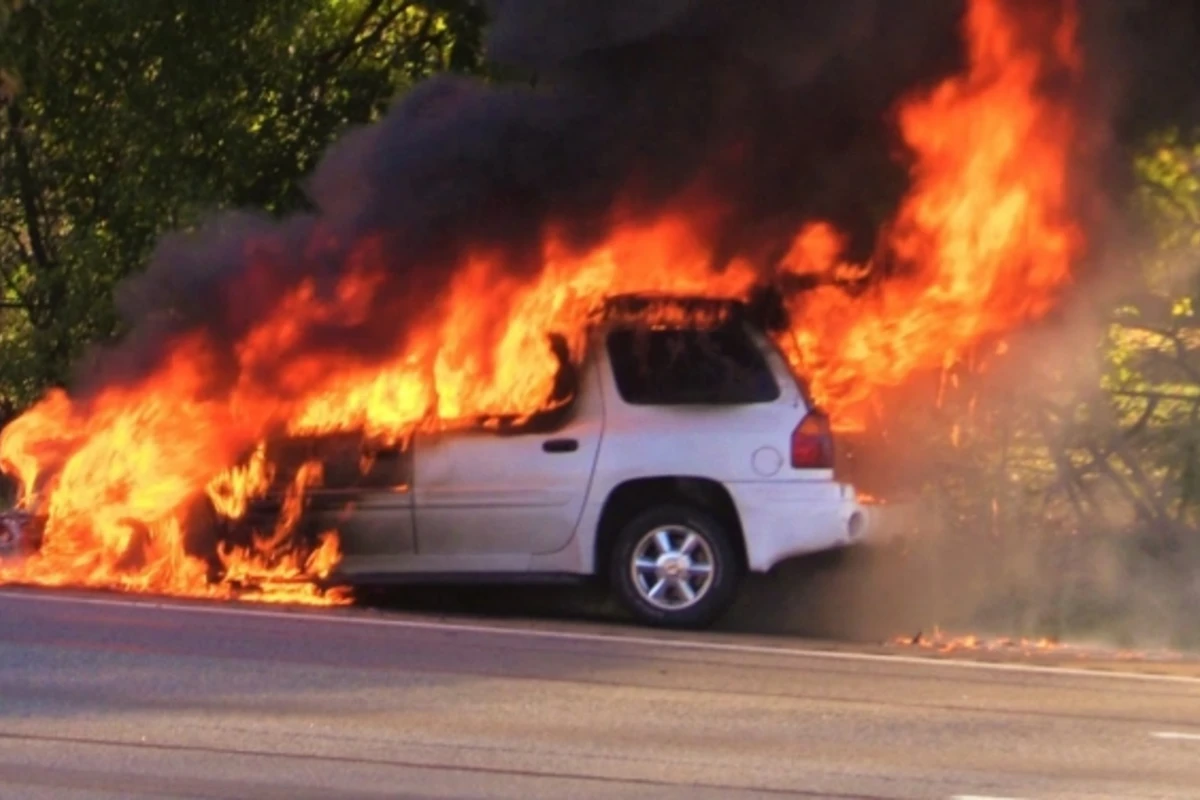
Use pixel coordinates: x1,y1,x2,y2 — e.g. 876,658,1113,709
606,325,780,405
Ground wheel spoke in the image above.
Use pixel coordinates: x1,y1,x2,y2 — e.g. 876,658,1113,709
675,579,696,604
679,532,700,556
654,530,673,556
687,562,713,577
634,557,658,573
647,579,668,601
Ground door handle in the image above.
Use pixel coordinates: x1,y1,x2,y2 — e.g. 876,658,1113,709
542,438,579,453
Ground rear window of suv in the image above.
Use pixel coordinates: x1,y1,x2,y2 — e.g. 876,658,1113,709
606,325,781,405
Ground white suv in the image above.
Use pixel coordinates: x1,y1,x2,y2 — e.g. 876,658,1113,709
242,294,870,628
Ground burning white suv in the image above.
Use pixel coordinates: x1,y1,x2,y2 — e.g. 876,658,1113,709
242,293,870,628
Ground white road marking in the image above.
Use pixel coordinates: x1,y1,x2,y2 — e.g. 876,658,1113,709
1152,731,1200,742
1,588,1199,685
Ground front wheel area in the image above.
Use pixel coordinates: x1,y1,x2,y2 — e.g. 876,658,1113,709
609,504,741,629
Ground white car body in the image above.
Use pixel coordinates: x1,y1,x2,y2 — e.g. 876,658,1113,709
324,311,870,591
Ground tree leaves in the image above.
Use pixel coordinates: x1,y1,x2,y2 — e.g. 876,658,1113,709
0,0,484,407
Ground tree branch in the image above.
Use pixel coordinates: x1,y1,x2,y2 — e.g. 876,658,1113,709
0,223,36,313
315,0,407,72
348,3,418,72
1119,394,1159,442
5,101,52,274
1035,404,1102,526
1112,389,1200,401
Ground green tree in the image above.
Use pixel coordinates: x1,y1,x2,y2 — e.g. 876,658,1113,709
0,0,485,406
888,130,1200,646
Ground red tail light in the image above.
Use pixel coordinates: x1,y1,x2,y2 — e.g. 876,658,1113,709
791,409,834,469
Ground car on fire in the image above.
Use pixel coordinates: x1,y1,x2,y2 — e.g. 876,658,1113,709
1,292,872,628
206,292,869,628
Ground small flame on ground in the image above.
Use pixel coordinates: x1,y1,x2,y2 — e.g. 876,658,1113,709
894,626,1062,656
890,626,1183,663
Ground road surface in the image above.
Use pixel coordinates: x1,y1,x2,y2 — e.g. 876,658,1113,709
0,588,1198,799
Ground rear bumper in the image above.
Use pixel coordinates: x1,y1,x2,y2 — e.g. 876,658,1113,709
726,481,869,572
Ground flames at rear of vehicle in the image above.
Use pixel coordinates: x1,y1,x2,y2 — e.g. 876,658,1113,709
0,0,1082,603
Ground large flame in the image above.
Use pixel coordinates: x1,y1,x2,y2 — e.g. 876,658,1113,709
784,0,1082,427
0,0,1082,602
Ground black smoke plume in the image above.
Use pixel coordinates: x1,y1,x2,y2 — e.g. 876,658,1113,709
79,1,968,405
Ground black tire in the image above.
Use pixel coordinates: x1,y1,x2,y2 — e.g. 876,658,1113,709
609,504,741,629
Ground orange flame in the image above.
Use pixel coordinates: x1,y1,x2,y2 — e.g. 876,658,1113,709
891,627,1183,663
784,0,1082,428
894,627,1063,657
0,0,1082,602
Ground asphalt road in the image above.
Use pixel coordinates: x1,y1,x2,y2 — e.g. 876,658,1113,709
0,590,1198,799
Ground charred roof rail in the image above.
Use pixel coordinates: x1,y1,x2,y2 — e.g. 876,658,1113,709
600,292,743,316
596,286,792,334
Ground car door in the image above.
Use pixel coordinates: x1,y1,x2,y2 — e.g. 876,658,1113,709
412,356,603,558
265,432,416,565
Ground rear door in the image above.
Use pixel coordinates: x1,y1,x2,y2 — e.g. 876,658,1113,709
594,321,808,483
262,433,416,562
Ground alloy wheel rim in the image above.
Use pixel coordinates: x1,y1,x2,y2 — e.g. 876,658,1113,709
630,524,716,611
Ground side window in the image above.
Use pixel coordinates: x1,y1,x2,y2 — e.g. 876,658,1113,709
470,332,580,436
606,325,780,405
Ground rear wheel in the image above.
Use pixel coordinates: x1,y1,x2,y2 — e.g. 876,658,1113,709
609,504,740,629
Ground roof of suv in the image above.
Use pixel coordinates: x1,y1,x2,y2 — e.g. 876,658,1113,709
596,289,789,333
